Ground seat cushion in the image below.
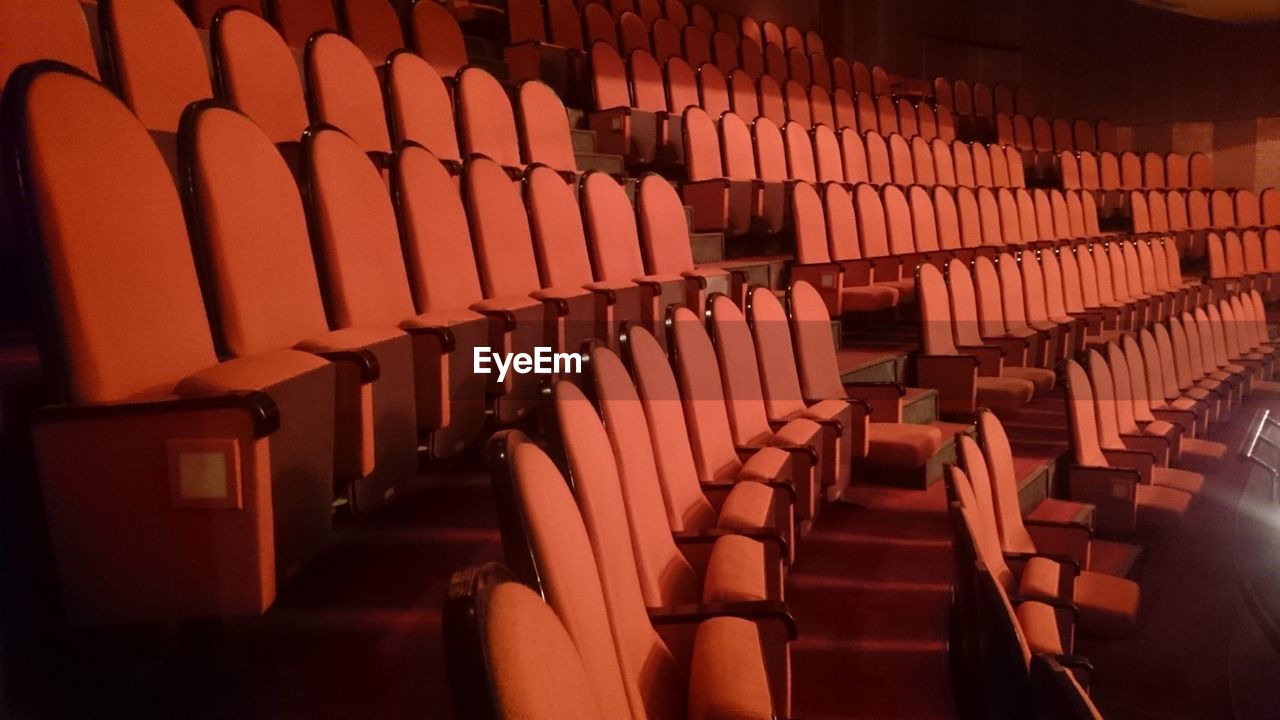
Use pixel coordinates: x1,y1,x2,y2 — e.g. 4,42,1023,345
841,284,898,312
881,277,916,303
1181,437,1227,462
866,423,943,469
717,480,776,531
177,348,331,394
1074,570,1140,636
1143,420,1177,438
689,617,775,720
1018,556,1064,601
295,325,407,353
1017,600,1065,656
1135,483,1192,527
771,417,822,448
1003,366,1056,394
1152,466,1204,495
735,446,792,483
975,376,1036,410
703,534,769,603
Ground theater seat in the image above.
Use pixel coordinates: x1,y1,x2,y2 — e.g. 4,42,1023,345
385,51,463,169
444,563,602,719
305,32,392,158
336,0,403,64
408,0,468,78
211,8,310,146
0,0,99,92
917,264,1039,416
516,80,580,175
180,102,418,513
637,174,734,307
554,381,783,604
1065,360,1192,534
668,307,820,524
957,434,1140,637
494,432,790,715
457,67,524,172
391,145,532,426
589,343,793,556
102,0,213,135
8,63,335,622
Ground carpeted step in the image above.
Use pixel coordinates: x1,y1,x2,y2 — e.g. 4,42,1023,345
575,151,625,175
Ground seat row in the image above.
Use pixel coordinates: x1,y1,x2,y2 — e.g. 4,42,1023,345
996,114,1118,155
1,62,736,624
789,181,1130,314
1058,149,1216,193
446,273,975,717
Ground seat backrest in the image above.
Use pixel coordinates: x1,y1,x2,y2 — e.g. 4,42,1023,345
758,75,785,125
103,0,213,132
409,0,468,77
445,564,605,719
303,125,416,328
1187,189,1211,229
583,3,617,48
212,8,310,144
581,171,648,281
182,104,330,357
306,32,391,153
1211,189,1235,227
997,253,1031,330
1038,249,1068,318
1189,151,1213,188
882,184,915,257
7,64,217,401
917,104,938,141
989,145,1010,188
824,183,864,262
932,139,956,186
1065,360,1108,467
392,145,485,311
727,68,759,117
525,166,595,288
950,461,1016,598
621,325,720,527
809,85,834,128
517,80,578,172
386,51,460,162
719,111,756,179
636,175,697,274
975,410,1037,554
629,49,667,112
683,25,711,68
995,188,1022,245
458,67,521,167
737,35,764,78
1149,325,1183,400
853,183,891,259
762,42,787,84
665,56,699,112
748,287,827,434
782,121,817,181
668,307,748,481
789,281,849,399
1086,349,1127,451
976,187,1003,246
935,105,956,141
506,441,654,719
918,264,958,356
506,0,546,44
1165,152,1189,189
266,0,337,47
709,293,787,447
1119,151,1142,189
833,128,867,184
784,80,811,127
971,142,993,187
753,117,787,181
908,185,940,253
697,62,730,117
876,95,899,135
1262,188,1280,226
1236,188,1262,226
0,0,98,91
888,133,914,185
955,186,983,249
932,186,962,250
811,124,843,183
683,106,723,181
463,156,542,298
897,98,919,138
792,182,831,264
911,137,936,185
652,18,681,61
590,41,631,110
932,76,953,108
952,141,975,186
547,0,584,48
556,377,704,615
972,256,1007,337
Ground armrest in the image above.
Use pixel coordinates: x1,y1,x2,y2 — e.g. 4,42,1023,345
402,324,456,353
672,528,789,568
1010,593,1081,622
1006,550,1081,577
1120,432,1170,465
1101,447,1155,483
471,305,517,331
707,478,798,503
955,345,1006,376
915,354,979,417
1023,520,1093,569
1068,465,1139,535
980,335,1030,366
648,600,797,640
841,382,905,422
529,291,570,316
738,443,819,466
839,259,873,286
34,392,280,439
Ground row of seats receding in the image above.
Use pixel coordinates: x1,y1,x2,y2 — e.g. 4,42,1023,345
0,61,750,624
1057,149,1216,192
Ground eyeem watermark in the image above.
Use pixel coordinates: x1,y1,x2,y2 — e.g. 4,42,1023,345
474,346,583,382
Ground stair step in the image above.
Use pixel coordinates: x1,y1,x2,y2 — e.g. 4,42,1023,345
838,348,907,384
855,420,974,489
901,387,939,426
690,232,725,264
570,128,596,154
567,107,587,129
466,55,509,81
683,205,694,231
576,152,625,175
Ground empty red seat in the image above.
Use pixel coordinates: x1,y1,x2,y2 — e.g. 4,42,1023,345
305,32,392,155
385,50,462,167
8,64,335,623
457,66,523,170
392,145,533,425
102,0,213,133
681,106,752,235
265,0,337,47
182,102,418,513
211,8,309,145
0,0,98,90
408,0,468,78
515,80,579,174
636,174,733,308
190,0,265,27
464,156,596,354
